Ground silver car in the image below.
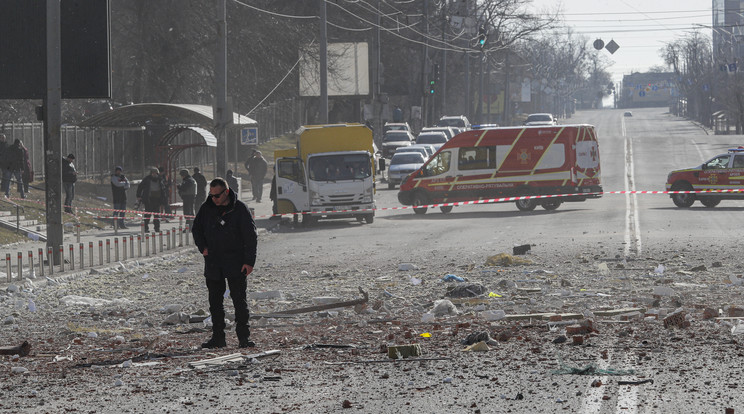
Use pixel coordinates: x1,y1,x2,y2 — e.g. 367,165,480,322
387,152,425,189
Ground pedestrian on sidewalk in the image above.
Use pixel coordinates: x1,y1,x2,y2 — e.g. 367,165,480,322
136,167,167,233
2,139,26,198
110,166,130,229
0,134,9,193
225,169,239,199
177,169,197,228
245,150,268,202
62,154,77,212
192,177,257,349
192,166,207,212
21,141,31,195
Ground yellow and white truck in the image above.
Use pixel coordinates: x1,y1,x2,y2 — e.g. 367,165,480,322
273,123,376,225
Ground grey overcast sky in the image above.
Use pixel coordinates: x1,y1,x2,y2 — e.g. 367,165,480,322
528,0,713,82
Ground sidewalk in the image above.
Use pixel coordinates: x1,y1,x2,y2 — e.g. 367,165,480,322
0,182,274,285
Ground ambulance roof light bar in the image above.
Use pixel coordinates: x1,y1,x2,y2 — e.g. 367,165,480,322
728,146,744,152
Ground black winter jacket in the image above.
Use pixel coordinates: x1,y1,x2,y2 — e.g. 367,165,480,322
136,174,167,205
191,188,257,280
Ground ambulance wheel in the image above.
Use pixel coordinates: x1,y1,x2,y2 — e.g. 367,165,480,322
412,193,429,215
671,182,695,208
541,200,562,210
364,214,374,224
699,197,721,208
440,206,453,214
515,199,537,211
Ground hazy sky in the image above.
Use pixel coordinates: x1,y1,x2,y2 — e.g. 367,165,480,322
528,0,713,82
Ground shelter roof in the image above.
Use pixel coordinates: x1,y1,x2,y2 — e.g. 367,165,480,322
78,103,256,130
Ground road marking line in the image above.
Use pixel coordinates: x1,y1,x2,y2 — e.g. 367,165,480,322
622,116,642,257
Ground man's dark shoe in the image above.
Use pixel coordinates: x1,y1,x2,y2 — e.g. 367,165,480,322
238,340,255,348
201,336,227,349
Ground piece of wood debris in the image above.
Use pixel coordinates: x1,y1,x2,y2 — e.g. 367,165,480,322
188,350,281,369
593,308,646,316
0,341,31,357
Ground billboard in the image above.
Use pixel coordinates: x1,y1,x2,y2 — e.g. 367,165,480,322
299,42,370,97
0,0,110,99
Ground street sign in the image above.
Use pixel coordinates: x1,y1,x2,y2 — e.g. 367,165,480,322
605,39,619,54
241,127,258,145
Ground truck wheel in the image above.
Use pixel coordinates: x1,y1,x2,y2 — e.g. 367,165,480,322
515,199,537,211
388,182,395,190
671,182,695,208
541,200,562,210
412,193,429,215
439,205,453,214
699,197,721,208
364,214,374,224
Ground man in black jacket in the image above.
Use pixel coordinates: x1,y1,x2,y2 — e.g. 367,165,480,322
192,167,207,212
192,177,257,349
62,154,77,212
2,139,26,198
177,169,197,228
136,167,167,233
110,166,130,229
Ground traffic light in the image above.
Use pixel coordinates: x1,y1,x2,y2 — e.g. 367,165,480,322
476,25,488,49
429,64,440,94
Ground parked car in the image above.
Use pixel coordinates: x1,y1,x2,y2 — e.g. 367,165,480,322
420,126,457,140
409,143,435,158
381,130,414,158
471,123,500,130
394,146,429,160
524,113,557,126
436,115,471,131
666,147,744,208
383,122,412,134
387,152,426,189
624,111,633,117
415,131,448,152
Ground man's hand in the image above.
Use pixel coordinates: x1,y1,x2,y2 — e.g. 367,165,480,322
241,264,253,276
202,248,208,256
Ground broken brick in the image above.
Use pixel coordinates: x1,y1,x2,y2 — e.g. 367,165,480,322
663,311,690,329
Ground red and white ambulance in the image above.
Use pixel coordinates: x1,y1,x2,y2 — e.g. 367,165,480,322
397,124,602,213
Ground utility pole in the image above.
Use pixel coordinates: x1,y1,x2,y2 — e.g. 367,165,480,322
45,0,63,264
441,12,447,116
214,0,230,175
421,0,429,127
319,0,328,123
502,51,510,125
465,52,470,120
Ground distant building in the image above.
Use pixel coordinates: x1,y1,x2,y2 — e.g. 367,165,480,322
620,72,676,108
713,0,744,64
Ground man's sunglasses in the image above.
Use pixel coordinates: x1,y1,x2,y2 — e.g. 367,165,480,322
209,189,226,199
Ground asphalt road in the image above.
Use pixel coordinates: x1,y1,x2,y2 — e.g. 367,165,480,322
365,107,742,258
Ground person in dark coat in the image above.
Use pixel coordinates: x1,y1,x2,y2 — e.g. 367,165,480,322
62,154,77,212
2,139,26,198
0,134,9,193
136,167,167,233
110,166,130,229
245,150,268,202
225,169,239,198
192,167,207,212
177,169,197,228
192,177,257,349
21,141,31,194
